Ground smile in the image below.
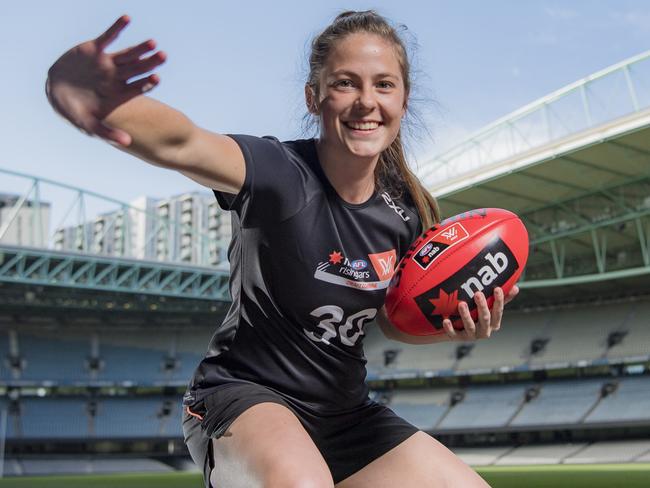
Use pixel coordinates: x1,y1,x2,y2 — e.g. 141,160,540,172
344,121,382,131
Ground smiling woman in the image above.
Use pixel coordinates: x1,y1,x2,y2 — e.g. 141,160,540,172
45,9,516,488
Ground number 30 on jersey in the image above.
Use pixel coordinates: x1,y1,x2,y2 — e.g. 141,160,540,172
304,305,377,347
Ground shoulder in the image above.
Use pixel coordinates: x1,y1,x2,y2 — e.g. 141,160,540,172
229,135,315,166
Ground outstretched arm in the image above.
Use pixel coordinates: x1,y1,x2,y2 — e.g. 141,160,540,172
46,15,245,194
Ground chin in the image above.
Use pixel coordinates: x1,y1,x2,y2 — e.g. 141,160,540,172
344,141,388,160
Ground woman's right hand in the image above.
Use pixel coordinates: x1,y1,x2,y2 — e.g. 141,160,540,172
46,15,166,146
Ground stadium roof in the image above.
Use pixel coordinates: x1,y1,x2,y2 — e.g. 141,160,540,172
420,50,650,306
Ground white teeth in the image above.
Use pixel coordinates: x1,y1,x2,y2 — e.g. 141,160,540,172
347,121,380,130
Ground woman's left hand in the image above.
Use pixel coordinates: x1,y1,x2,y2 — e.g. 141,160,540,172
442,285,519,341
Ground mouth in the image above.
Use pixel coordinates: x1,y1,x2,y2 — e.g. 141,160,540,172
344,121,382,131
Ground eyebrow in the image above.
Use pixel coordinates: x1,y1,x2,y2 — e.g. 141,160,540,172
328,70,400,80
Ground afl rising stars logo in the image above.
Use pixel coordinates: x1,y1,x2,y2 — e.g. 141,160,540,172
314,249,397,291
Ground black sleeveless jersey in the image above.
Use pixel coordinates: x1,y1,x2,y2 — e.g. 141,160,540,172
183,135,422,412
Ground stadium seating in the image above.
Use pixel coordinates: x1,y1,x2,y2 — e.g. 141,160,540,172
563,439,650,464
451,446,513,466
20,397,89,438
493,443,588,465
16,333,89,382
6,457,174,476
510,379,603,426
527,305,626,368
0,328,12,381
453,310,546,373
93,397,175,438
388,388,451,430
363,300,650,377
605,301,650,361
584,376,650,423
437,383,533,430
363,323,458,377
0,395,184,440
0,328,207,385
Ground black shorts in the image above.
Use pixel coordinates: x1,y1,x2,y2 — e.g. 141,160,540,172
182,382,419,487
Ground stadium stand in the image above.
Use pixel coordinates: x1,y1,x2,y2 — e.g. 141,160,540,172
510,379,604,426
0,327,207,385
605,301,650,361
563,439,650,464
452,310,544,373
584,376,650,424
451,446,514,466
364,299,650,378
388,389,451,430
93,397,175,438
527,305,631,368
4,457,175,476
493,443,589,465
437,383,533,430
17,333,89,382
20,397,89,438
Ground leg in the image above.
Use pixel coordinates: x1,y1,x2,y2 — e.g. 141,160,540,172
335,431,490,488
209,402,334,488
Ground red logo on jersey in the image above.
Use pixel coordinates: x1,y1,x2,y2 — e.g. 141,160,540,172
328,250,343,265
368,249,397,280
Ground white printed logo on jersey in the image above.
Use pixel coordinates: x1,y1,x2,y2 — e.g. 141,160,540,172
303,305,377,347
314,249,396,291
381,192,410,221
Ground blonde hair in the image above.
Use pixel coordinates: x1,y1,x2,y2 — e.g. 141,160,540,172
306,10,440,229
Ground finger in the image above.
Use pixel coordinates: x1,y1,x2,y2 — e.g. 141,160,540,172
116,51,167,81
457,301,476,340
504,285,520,305
491,287,505,331
89,119,132,147
473,292,491,337
122,74,160,99
95,15,130,51
113,39,157,66
442,318,458,341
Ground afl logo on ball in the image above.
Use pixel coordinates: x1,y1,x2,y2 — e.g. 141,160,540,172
419,243,434,257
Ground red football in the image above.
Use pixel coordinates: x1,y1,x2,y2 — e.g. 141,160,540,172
385,208,529,336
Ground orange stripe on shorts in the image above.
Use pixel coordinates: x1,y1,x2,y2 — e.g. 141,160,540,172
185,405,204,421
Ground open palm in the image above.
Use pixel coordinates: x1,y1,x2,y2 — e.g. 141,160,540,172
46,15,166,146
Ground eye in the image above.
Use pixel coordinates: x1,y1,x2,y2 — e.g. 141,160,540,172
377,80,395,89
333,79,354,89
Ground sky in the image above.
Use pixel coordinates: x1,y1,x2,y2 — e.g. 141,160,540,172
1,0,649,213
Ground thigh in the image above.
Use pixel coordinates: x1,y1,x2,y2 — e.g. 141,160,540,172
210,402,334,488
335,431,490,488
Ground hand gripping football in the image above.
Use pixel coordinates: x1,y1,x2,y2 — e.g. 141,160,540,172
385,208,529,336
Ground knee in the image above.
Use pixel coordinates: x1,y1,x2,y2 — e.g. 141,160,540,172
266,469,334,488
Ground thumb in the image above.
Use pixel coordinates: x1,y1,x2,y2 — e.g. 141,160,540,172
89,119,132,147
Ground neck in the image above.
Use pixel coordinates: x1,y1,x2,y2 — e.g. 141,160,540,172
315,139,379,205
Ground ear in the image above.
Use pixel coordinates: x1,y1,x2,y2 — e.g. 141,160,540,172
305,84,319,115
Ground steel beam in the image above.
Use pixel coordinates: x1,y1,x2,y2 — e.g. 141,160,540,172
519,264,650,288
0,245,230,301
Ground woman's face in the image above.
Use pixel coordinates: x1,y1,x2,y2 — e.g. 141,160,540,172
311,32,407,162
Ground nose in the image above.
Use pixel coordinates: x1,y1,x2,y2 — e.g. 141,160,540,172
355,84,377,111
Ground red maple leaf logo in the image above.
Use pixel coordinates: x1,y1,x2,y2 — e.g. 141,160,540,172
428,288,459,319
329,250,343,265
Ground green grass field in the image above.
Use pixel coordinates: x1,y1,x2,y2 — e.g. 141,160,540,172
0,464,648,487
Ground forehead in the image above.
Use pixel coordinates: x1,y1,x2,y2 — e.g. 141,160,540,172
324,32,403,77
